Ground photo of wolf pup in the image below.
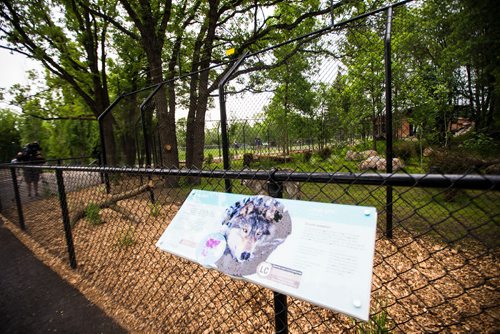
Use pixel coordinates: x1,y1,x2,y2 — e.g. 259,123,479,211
216,195,292,277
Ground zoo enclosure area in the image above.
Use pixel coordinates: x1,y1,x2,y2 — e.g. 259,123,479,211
0,164,498,333
1,0,498,332
99,1,428,172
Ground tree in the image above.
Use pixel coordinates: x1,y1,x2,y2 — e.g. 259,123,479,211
0,108,21,162
454,0,500,132
85,0,202,168
340,11,386,150
1,0,116,161
391,0,500,146
100,0,338,172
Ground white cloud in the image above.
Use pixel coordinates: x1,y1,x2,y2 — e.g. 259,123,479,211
0,49,42,111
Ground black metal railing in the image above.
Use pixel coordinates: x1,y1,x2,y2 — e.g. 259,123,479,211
1,163,498,333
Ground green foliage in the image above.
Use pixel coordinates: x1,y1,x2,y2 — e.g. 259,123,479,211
393,141,418,161
85,203,102,225
148,202,162,218
356,310,391,334
458,132,497,156
318,146,332,160
117,227,135,248
3,0,499,168
355,299,392,334
0,109,22,162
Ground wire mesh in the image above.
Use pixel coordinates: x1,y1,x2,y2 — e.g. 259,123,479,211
1,1,499,332
1,164,498,332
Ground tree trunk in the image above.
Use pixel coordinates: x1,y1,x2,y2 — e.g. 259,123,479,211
155,85,179,168
185,21,205,169
123,94,138,166
147,54,179,170
186,0,219,174
102,115,117,165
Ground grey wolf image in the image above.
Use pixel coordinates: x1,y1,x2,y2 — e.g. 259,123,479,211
240,169,301,200
216,196,291,276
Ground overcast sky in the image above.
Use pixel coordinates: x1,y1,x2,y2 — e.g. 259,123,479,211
0,49,42,111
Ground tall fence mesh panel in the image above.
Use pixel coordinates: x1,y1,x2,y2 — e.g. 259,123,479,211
1,165,498,332
1,2,499,333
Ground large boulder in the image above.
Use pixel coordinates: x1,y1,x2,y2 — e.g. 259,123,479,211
359,156,405,171
359,156,380,170
346,149,378,161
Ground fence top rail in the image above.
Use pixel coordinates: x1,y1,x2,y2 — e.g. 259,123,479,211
1,164,498,191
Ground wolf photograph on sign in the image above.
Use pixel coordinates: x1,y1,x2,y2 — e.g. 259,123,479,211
215,195,292,277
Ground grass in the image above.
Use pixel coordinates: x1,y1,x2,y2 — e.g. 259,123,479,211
101,144,498,250
85,202,102,225
117,227,135,248
148,201,162,217
181,151,499,249
356,305,392,334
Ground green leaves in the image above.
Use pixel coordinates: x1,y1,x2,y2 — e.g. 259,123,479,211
0,109,22,162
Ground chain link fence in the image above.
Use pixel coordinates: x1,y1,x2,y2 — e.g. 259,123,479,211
0,164,498,333
1,1,499,332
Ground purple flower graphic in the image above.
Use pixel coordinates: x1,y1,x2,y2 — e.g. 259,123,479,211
206,238,221,248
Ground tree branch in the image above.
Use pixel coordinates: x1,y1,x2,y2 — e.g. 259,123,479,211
22,112,96,121
78,0,140,40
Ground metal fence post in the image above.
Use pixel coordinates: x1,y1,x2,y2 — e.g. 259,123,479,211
268,171,288,334
10,167,25,230
55,169,77,269
218,51,249,193
98,95,123,194
385,6,394,239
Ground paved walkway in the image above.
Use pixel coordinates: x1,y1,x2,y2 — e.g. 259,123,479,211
0,220,127,334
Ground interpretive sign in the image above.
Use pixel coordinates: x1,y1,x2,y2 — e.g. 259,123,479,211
156,190,377,321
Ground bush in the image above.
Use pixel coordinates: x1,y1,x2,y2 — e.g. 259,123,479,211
429,150,479,200
458,132,497,156
117,228,135,248
318,146,332,160
85,203,102,225
393,141,418,161
302,150,312,163
428,150,481,174
243,153,253,167
148,202,162,217
205,153,214,165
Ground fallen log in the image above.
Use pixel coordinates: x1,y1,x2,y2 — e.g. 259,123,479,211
109,204,143,225
70,180,154,226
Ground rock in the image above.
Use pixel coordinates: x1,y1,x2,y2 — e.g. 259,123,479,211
423,147,434,157
359,156,405,171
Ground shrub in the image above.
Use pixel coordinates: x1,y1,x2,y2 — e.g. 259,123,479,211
318,146,332,160
118,228,135,248
243,153,253,167
459,132,497,156
85,203,102,225
393,141,418,161
428,150,483,201
428,150,481,174
148,202,162,217
357,311,391,334
205,153,214,165
302,150,312,163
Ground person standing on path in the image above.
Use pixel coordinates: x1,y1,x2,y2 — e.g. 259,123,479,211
17,142,45,197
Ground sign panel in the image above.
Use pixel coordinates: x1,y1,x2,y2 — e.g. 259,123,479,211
156,190,377,321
